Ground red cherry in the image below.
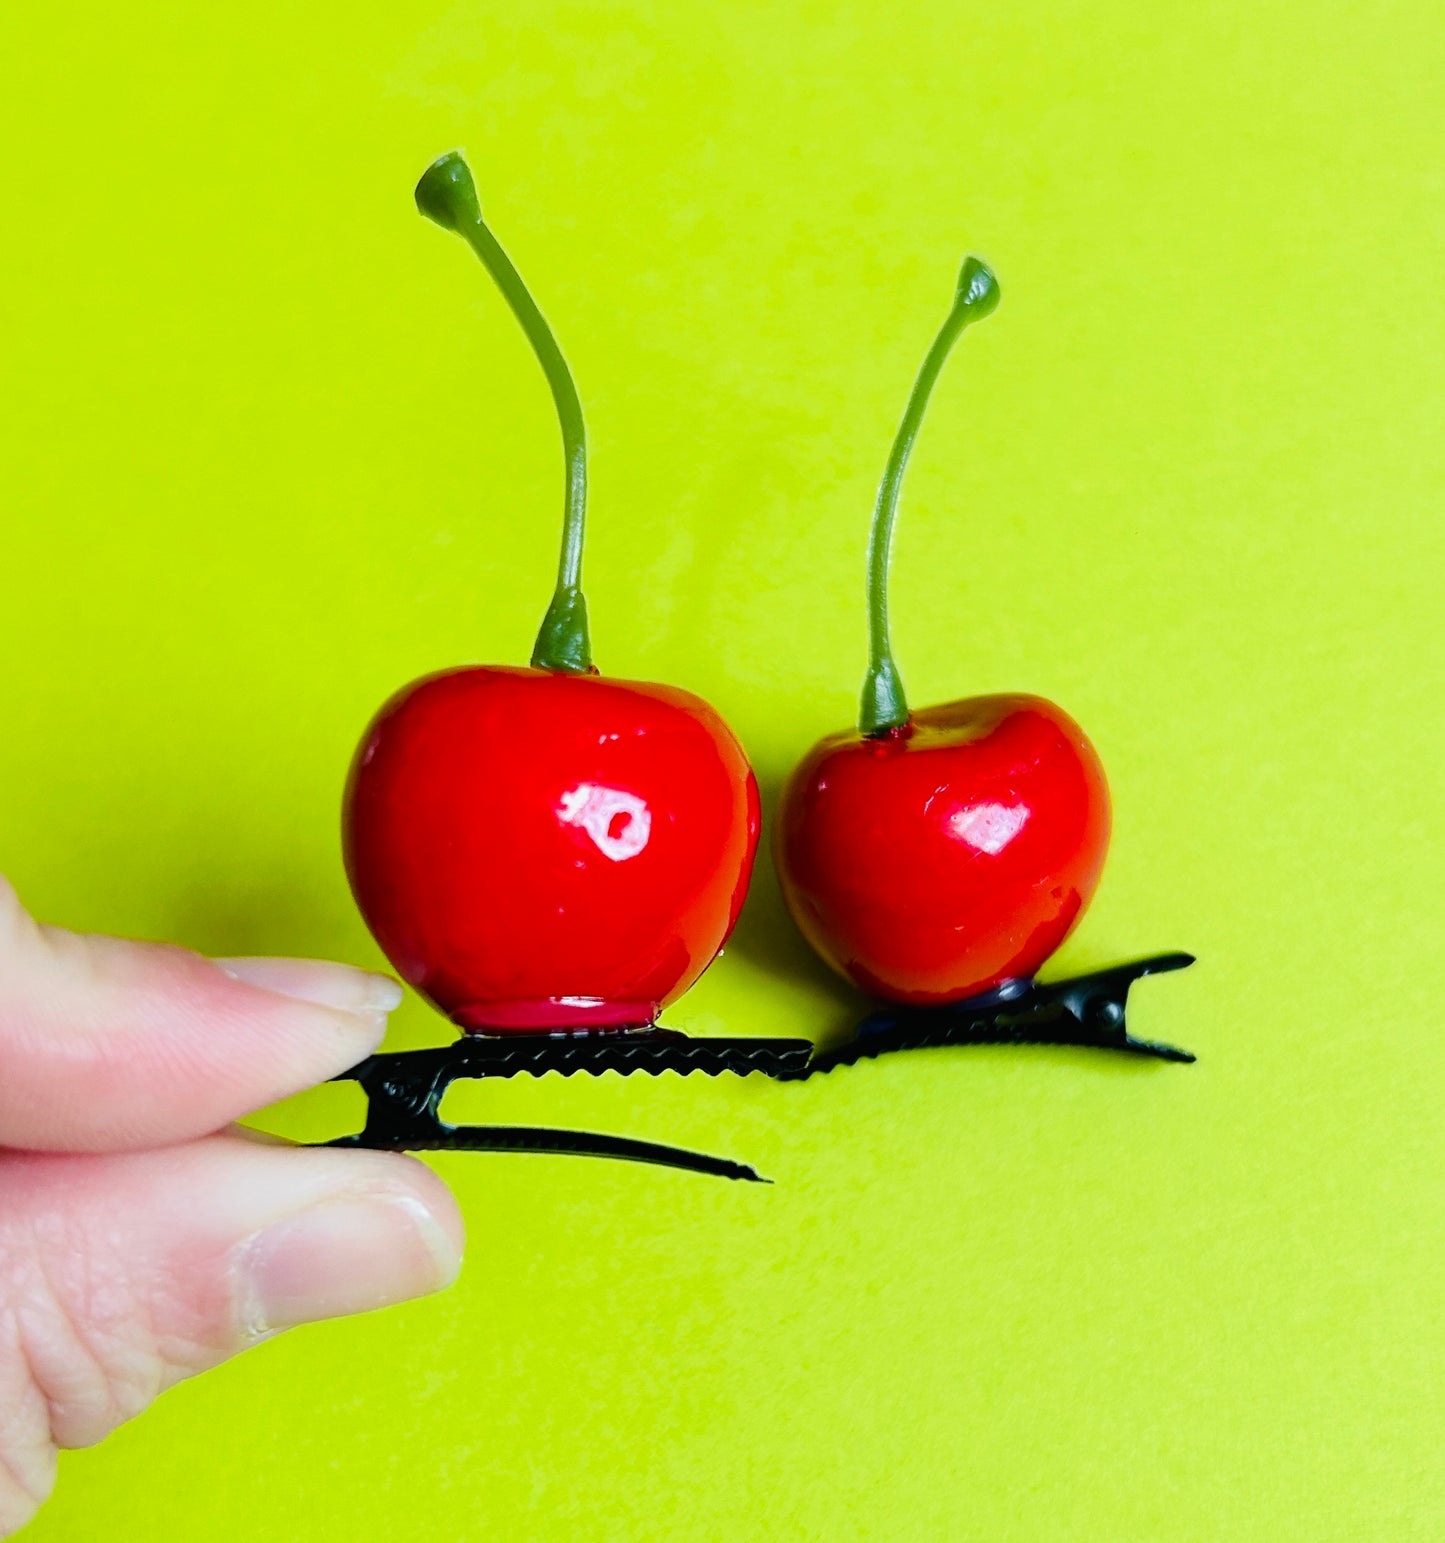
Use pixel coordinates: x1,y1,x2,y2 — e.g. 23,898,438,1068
345,665,758,1032
774,694,1109,1004
343,154,758,1033
774,256,1113,1005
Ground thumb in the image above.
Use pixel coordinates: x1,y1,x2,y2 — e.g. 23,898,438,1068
0,1134,463,1536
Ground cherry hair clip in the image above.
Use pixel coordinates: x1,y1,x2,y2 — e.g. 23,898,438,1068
325,155,1193,1181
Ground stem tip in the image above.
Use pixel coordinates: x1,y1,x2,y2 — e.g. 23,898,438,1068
956,256,1000,320
415,151,481,232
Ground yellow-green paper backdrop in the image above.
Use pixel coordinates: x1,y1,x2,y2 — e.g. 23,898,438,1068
2,2,1441,1538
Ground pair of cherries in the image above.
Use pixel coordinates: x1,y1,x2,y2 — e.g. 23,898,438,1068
344,153,1110,1035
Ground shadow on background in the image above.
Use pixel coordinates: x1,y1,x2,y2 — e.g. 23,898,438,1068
165,867,351,962
727,764,862,1049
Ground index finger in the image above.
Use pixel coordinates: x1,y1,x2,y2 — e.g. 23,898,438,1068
0,876,397,1152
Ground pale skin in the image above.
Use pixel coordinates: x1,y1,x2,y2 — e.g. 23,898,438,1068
0,874,465,1537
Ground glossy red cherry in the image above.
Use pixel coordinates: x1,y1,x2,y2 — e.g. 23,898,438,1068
346,666,758,1032
343,153,758,1033
775,695,1108,1004
775,257,1112,1004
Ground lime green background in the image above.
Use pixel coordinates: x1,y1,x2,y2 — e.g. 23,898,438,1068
2,2,1442,1537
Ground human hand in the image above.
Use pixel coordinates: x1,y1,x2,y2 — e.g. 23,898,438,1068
0,875,464,1536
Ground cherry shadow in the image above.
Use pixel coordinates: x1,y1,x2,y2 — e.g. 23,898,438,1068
158,854,356,964
726,764,862,1048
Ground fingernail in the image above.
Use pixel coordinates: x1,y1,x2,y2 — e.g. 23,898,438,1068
236,1192,462,1335
216,957,405,1016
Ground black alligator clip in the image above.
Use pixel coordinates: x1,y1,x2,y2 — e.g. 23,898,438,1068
321,952,1195,1181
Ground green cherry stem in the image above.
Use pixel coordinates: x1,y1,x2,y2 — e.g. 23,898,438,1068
859,256,1001,736
416,151,593,674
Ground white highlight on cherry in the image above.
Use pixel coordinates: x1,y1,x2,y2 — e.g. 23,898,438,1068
558,783,652,861
948,801,1029,855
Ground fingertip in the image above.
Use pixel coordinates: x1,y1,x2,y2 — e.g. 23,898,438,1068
235,1193,460,1335
214,957,405,1017
229,1150,466,1335
388,1153,467,1273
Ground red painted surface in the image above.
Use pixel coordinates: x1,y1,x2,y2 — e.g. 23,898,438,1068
344,666,759,1033
774,694,1110,1004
